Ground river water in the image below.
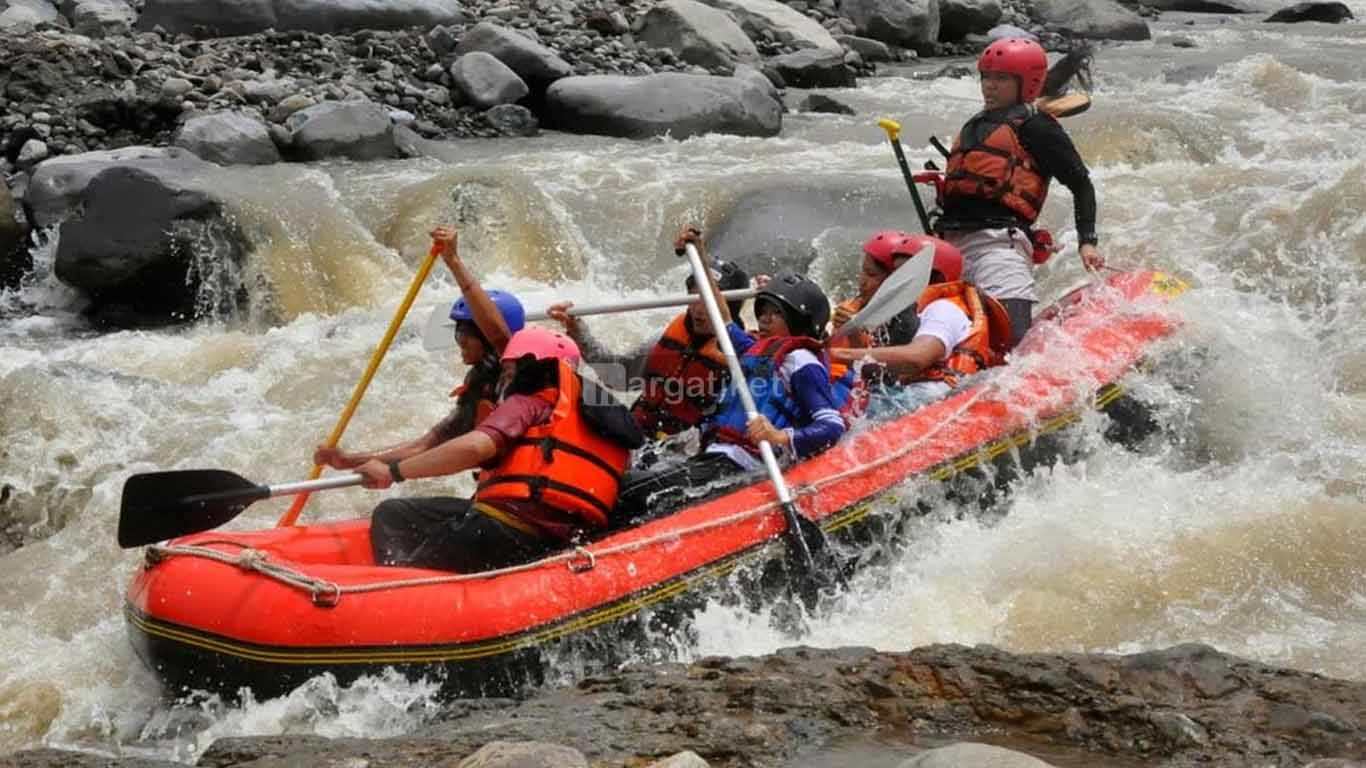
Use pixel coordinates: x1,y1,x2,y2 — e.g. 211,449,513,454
1,9,1364,763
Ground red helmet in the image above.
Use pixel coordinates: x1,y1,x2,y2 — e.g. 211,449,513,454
502,327,581,365
861,230,963,283
978,38,1048,103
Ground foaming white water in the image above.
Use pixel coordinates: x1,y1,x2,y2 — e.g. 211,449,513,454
692,148,1366,680
3,14,1366,762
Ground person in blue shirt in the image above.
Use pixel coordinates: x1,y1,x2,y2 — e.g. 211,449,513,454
611,230,846,524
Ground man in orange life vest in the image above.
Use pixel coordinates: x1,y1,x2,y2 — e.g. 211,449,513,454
830,231,1011,418
333,327,644,572
545,259,751,438
937,37,1105,348
314,226,526,478
613,231,846,523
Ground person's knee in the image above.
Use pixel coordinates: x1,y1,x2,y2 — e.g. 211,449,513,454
371,499,410,526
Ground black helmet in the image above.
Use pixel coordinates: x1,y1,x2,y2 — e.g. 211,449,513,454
685,259,751,316
755,271,830,339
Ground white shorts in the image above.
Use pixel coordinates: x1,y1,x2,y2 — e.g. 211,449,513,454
941,228,1036,302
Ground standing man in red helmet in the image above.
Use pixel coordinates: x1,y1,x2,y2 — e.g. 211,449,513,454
936,37,1105,348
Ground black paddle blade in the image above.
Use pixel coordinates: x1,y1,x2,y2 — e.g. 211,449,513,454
118,469,266,548
781,502,847,608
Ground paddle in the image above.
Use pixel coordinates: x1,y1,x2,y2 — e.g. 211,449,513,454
1037,92,1092,118
275,242,441,528
118,470,364,548
877,118,933,234
827,242,934,343
421,289,760,353
681,243,840,601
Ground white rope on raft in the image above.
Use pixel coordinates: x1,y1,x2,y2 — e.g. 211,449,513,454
143,278,1154,602
144,377,1007,604
175,274,1176,592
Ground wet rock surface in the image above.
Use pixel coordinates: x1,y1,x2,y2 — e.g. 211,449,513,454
6,643,1362,767
0,0,1122,168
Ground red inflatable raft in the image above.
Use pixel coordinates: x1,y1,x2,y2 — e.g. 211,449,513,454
125,270,1188,698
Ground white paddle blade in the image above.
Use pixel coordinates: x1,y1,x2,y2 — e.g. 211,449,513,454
830,242,934,340
422,301,459,352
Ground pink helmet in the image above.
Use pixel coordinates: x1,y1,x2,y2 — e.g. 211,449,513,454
861,230,963,283
978,38,1048,103
501,327,581,365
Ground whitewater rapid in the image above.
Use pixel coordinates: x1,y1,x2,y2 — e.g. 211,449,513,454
1,10,1364,761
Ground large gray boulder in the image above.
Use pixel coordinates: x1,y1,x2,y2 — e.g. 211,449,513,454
836,34,895,61
450,51,530,109
546,73,782,139
452,22,573,91
1265,1,1353,21
285,101,397,161
55,165,248,325
137,0,465,36
637,0,760,71
766,48,856,88
275,0,463,32
137,0,273,35
1034,0,1150,39
60,0,134,36
899,743,1058,767
174,111,282,166
484,104,540,137
938,0,1002,40
698,0,843,52
733,62,779,101
839,0,940,52
456,741,589,768
707,182,913,277
25,146,216,228
1140,0,1269,11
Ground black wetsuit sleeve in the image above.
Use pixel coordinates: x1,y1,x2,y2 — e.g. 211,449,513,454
1020,115,1099,245
570,321,652,380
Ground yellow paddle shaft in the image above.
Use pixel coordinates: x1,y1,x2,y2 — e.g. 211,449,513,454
276,243,441,527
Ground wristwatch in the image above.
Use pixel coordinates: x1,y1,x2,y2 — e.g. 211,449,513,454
387,459,405,484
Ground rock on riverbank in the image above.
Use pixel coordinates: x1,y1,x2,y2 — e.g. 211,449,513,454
0,0,1118,170
3,643,1364,767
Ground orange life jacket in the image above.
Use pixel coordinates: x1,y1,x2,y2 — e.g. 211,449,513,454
914,282,1013,387
630,313,730,436
826,296,872,384
944,105,1050,224
474,360,629,530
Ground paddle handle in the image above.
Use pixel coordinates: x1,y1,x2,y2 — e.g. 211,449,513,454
185,474,366,508
683,245,794,507
878,118,933,234
423,289,760,353
527,289,758,320
278,243,442,527
268,474,367,498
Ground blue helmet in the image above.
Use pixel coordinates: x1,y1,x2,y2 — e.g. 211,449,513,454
449,290,526,334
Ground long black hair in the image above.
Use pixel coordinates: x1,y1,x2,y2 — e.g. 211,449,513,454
502,356,560,398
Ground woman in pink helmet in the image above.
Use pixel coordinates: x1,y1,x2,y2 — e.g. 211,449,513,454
936,37,1105,348
341,327,644,573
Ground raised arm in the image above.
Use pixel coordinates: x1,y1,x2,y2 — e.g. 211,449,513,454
433,226,513,352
